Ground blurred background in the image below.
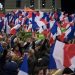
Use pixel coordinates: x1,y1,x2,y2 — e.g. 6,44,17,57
0,0,75,14
0,0,61,12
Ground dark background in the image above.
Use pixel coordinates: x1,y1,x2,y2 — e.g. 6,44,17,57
0,0,75,14
61,0,75,14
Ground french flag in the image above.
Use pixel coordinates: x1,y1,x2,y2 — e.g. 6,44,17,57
49,40,75,71
40,12,48,25
66,25,75,40
31,21,39,31
36,20,47,33
10,24,21,35
58,24,75,42
18,55,28,75
50,21,58,40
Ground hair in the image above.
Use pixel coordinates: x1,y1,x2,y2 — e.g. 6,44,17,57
70,73,75,75
62,68,73,74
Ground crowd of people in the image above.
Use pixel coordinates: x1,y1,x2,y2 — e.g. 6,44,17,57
0,9,75,75
0,33,50,75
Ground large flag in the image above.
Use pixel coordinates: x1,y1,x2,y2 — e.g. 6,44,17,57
49,40,75,71
64,44,75,70
48,43,57,69
18,55,28,75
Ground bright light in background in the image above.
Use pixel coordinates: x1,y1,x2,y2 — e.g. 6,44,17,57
30,0,34,8
42,0,45,8
0,3,3,10
43,4,45,5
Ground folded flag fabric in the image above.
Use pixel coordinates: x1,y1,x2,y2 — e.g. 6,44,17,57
10,24,21,35
49,40,75,71
64,44,75,70
18,55,28,75
67,25,75,40
48,43,57,69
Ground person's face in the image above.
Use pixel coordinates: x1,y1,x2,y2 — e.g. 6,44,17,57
38,70,44,75
46,69,50,75
2,42,7,48
15,46,19,51
6,38,11,43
